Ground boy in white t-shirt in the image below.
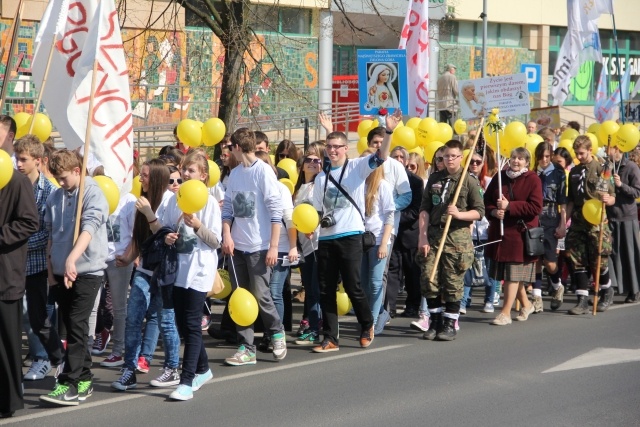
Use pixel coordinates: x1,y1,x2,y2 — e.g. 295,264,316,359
221,128,286,366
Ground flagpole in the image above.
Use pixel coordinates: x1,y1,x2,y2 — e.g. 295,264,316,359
29,35,58,131
70,59,99,286
610,0,625,123
0,0,24,113
0,0,22,71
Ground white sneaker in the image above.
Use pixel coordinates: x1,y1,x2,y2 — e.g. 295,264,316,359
272,333,287,360
24,359,52,380
482,303,495,313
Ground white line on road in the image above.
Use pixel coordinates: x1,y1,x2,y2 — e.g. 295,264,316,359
1,344,411,425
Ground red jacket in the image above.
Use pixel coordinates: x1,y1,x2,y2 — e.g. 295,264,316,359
484,170,543,263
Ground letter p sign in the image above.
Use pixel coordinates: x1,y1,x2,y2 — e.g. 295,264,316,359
521,64,541,94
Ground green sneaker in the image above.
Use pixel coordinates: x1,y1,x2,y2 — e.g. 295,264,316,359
78,380,93,401
39,382,79,406
224,345,257,366
294,331,319,346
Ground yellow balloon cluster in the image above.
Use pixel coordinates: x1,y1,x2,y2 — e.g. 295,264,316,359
292,203,319,233
176,179,208,214
93,176,120,215
0,149,14,190
229,288,259,326
15,113,52,142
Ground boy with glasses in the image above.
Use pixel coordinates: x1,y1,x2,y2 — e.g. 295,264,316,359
418,140,484,341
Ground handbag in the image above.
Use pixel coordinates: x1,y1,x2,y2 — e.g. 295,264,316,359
508,181,545,257
469,227,488,287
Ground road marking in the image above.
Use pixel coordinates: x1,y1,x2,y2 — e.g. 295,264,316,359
1,344,410,425
542,347,640,373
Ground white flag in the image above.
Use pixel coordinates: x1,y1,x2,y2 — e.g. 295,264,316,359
398,0,429,117
33,0,133,192
550,0,613,106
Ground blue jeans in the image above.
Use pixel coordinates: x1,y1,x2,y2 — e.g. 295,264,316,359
124,271,161,370
159,285,180,369
22,297,48,360
300,252,322,332
268,253,290,324
360,244,389,326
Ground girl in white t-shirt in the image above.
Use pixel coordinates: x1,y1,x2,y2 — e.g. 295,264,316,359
159,153,221,401
360,150,395,330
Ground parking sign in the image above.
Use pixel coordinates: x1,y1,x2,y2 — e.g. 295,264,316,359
521,64,541,94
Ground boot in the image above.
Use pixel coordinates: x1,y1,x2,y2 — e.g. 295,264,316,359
596,287,614,312
436,317,457,341
422,313,442,340
568,295,590,315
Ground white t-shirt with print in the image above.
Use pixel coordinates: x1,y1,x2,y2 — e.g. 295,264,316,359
312,155,379,239
106,193,137,261
365,179,395,246
383,157,411,235
276,181,294,254
221,159,283,253
158,192,221,292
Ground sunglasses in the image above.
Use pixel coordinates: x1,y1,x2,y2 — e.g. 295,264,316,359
169,178,183,185
469,159,483,166
325,144,347,151
304,158,322,165
279,153,291,159
407,164,417,170
435,157,444,163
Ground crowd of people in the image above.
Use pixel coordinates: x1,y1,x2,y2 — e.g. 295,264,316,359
1,112,640,417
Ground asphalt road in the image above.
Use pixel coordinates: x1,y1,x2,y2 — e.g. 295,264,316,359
4,295,640,427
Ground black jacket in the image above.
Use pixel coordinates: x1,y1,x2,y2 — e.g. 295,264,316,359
141,226,177,287
606,157,640,221
395,170,423,250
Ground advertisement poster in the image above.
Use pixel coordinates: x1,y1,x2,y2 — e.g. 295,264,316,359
357,49,408,115
458,73,531,120
529,106,561,129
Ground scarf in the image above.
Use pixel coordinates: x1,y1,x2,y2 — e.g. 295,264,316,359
506,168,528,179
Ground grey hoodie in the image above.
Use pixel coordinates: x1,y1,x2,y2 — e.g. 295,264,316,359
45,176,109,276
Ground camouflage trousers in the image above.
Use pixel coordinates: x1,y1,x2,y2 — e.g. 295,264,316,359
565,218,612,273
416,227,474,302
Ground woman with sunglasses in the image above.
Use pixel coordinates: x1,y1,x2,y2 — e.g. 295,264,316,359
167,165,182,194
429,147,446,176
219,138,238,190
292,152,325,345
460,152,500,315
275,139,300,163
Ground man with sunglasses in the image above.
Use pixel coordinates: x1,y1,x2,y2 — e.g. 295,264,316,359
310,113,398,352
255,131,290,180
418,140,485,341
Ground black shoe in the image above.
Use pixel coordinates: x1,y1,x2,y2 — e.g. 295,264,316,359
257,335,272,352
400,307,419,318
625,292,640,303
0,412,14,418
422,313,442,340
596,287,614,312
436,317,457,341
568,295,590,315
389,310,397,319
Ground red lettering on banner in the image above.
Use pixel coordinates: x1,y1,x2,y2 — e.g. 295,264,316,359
57,2,89,77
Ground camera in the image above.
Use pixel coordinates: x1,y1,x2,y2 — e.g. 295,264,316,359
320,213,336,228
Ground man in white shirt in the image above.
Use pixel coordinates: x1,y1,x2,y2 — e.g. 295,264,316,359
221,128,287,366
310,113,398,353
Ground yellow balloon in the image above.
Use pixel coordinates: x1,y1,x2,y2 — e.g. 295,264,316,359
558,139,576,159
613,123,640,152
176,179,208,214
292,203,319,233
587,123,600,135
409,146,424,157
393,126,416,150
130,175,142,198
560,128,579,142
586,132,599,154
483,124,499,152
598,120,619,145
202,118,226,147
207,160,220,188
0,149,14,190
177,119,202,148
454,119,467,135
406,117,421,129
14,112,30,139
525,139,540,167
279,178,295,195
269,154,276,165
93,176,120,215
229,288,259,326
526,133,544,144
582,198,603,225
503,122,527,149
48,176,60,188
209,269,232,299
336,291,352,316
437,122,454,142
357,137,369,155
416,117,439,146
358,120,374,138
424,141,444,163
25,113,53,142
277,158,298,181
462,149,470,165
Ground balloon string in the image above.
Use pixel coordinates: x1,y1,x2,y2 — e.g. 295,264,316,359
227,253,239,291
